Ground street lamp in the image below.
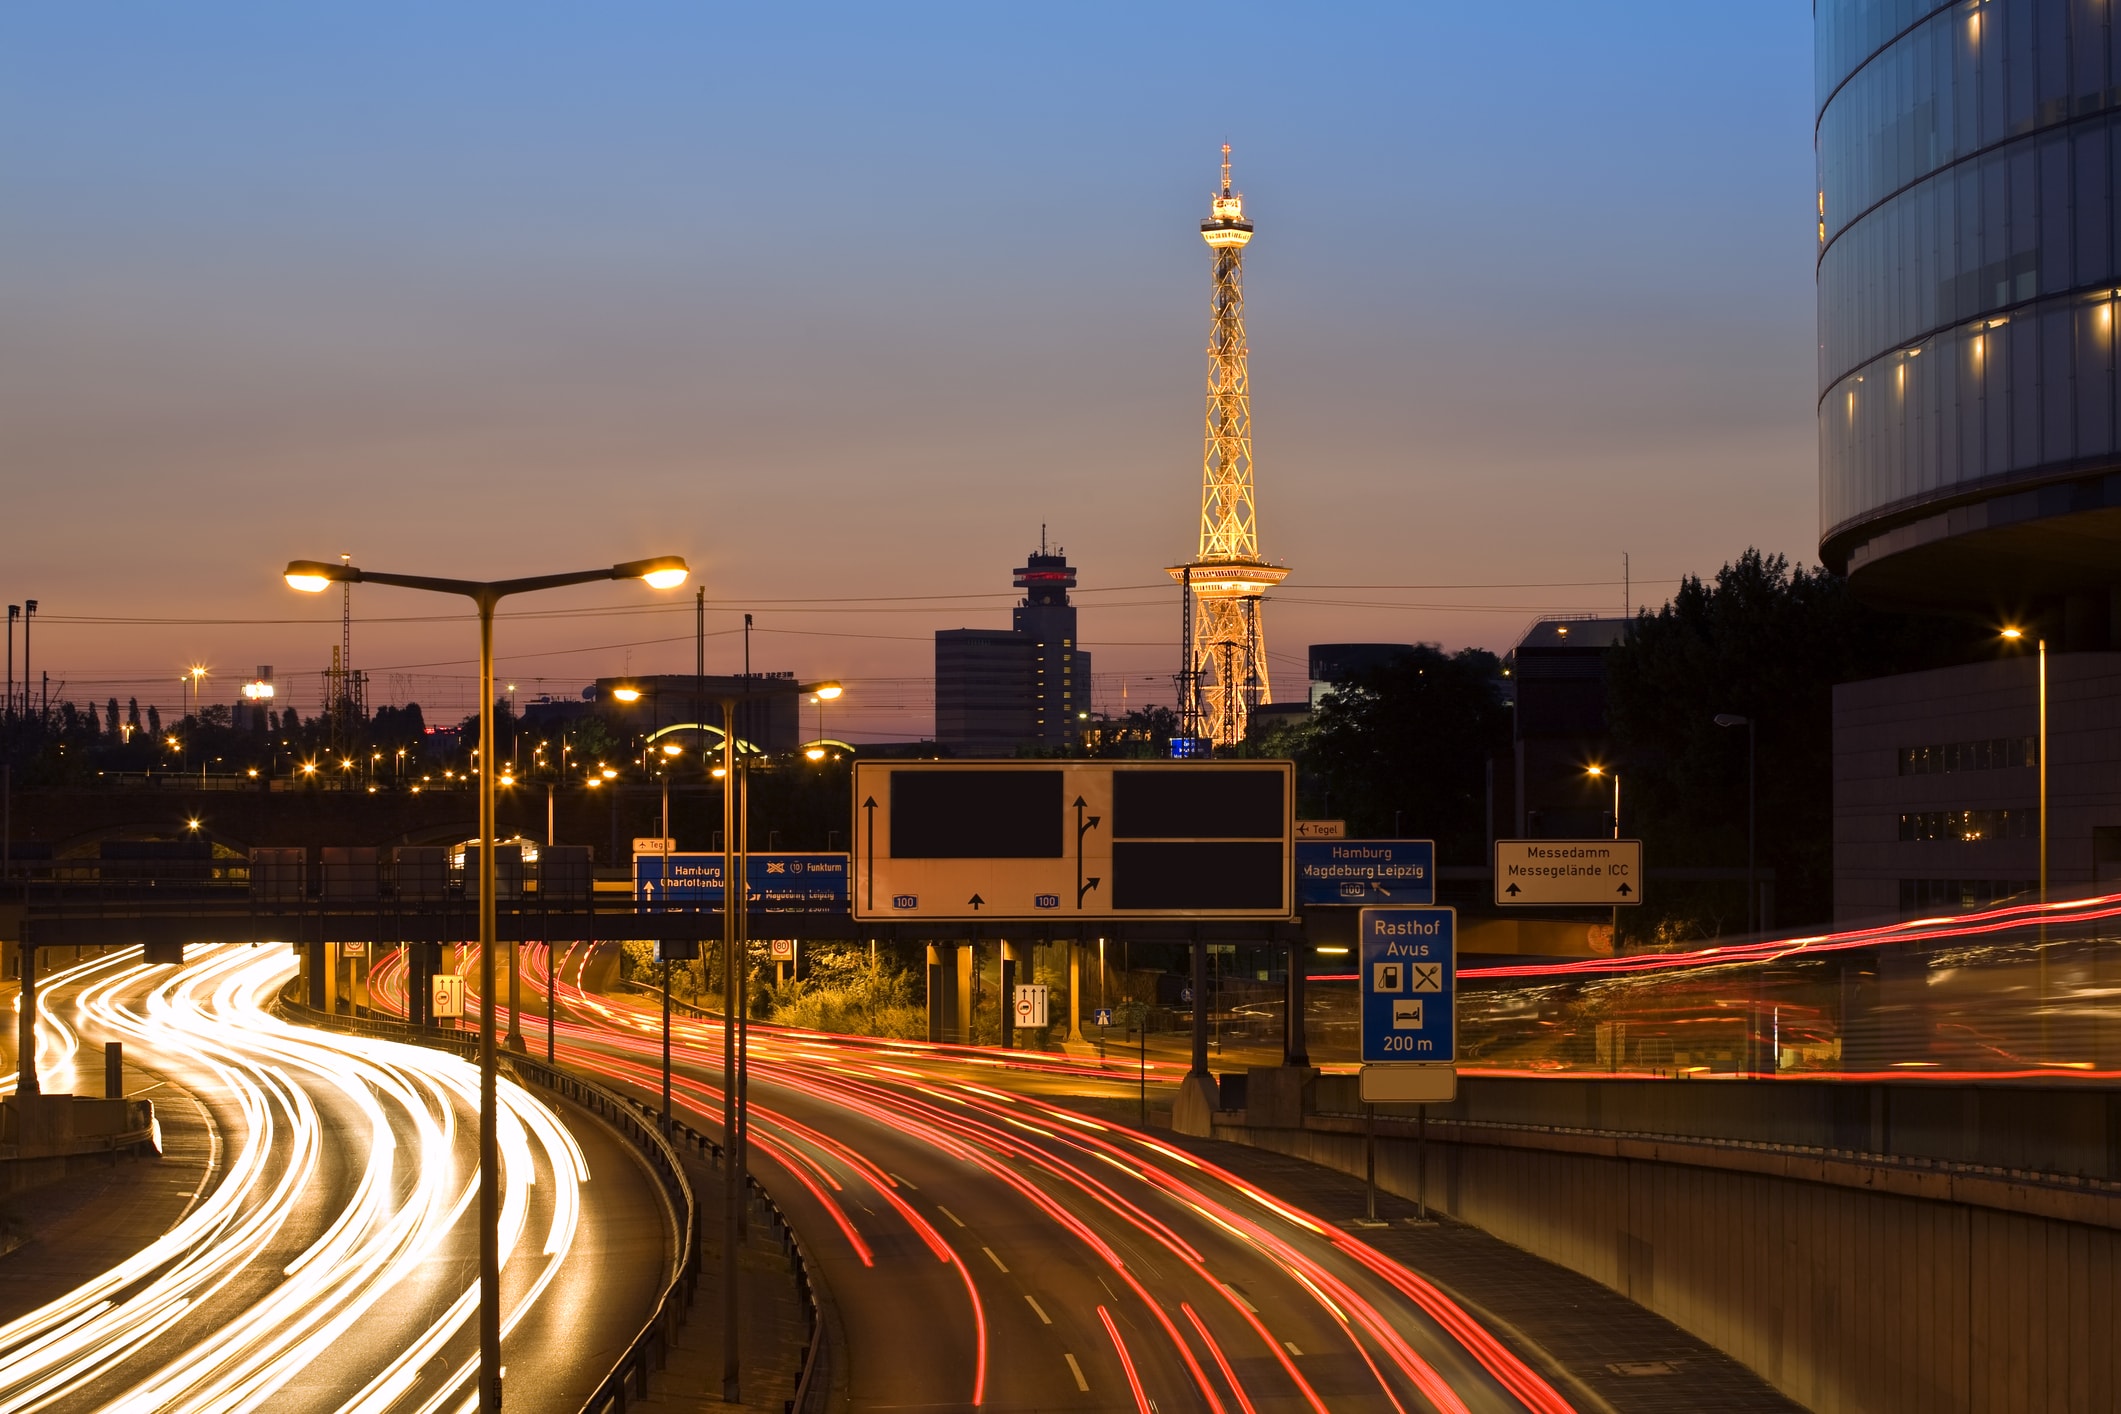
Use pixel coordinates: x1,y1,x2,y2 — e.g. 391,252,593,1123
720,675,840,1402
285,551,688,1413
1714,714,1757,933
2003,625,2049,1056
1584,764,1619,838
1586,764,1621,952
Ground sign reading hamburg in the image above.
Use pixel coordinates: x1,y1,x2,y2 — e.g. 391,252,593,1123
635,852,850,910
1295,839,1434,906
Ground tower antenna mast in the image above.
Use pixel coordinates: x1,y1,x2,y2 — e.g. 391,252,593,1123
1168,144,1288,746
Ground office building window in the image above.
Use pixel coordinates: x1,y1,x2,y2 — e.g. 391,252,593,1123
1897,737,2037,775
1897,808,2038,842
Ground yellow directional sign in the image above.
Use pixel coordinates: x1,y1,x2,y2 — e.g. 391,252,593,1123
1493,839,1644,906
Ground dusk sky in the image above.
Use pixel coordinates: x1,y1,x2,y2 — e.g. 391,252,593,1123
0,4,1817,741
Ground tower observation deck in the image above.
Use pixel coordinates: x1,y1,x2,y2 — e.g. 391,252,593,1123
1170,144,1287,746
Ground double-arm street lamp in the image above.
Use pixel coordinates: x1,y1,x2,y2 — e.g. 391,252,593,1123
286,552,688,1413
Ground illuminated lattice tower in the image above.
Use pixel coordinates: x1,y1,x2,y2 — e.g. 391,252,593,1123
1170,145,1287,746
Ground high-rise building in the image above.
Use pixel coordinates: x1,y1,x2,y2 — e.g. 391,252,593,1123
935,537,1093,756
1170,145,1288,747
1818,0,2121,917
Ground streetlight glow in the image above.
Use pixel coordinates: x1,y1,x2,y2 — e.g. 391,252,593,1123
811,682,844,700
612,686,643,703
280,545,687,1414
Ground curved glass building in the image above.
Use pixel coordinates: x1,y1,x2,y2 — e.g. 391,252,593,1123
1819,0,2121,637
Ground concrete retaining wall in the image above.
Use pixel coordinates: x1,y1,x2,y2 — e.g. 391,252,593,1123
1218,1070,2120,1413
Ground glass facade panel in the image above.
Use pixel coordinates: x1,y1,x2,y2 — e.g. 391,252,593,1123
1819,0,2121,552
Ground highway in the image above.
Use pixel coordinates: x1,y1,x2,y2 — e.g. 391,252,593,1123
375,944,1578,1414
0,944,668,1414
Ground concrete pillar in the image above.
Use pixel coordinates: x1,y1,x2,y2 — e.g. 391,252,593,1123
955,941,974,1044
324,940,339,1016
1000,940,1018,1048
1063,939,1080,1041
925,943,943,1042
1189,931,1209,1078
1173,929,1220,1137
16,940,37,1097
1284,935,1310,1066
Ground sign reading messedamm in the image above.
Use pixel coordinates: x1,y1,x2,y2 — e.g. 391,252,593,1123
1493,839,1643,906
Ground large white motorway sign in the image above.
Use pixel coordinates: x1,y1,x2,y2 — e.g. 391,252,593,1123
1493,839,1644,906
852,760,1294,922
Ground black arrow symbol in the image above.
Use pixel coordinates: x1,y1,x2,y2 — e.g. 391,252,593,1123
968,893,985,912
1615,882,1633,897
1504,883,1522,896
862,796,877,911
1074,796,1103,910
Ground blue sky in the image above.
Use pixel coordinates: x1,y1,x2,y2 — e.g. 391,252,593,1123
0,4,1817,736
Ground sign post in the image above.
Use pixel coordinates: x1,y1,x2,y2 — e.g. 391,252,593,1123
1358,906,1456,1104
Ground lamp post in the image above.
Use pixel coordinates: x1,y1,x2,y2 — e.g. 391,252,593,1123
721,675,839,1403
184,667,207,780
2003,626,2049,1057
1587,764,1621,949
1715,714,1757,932
286,552,688,1413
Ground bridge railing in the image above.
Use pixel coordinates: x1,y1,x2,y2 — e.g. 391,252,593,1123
273,988,829,1414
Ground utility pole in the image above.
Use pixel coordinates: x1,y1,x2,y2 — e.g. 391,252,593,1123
22,601,35,725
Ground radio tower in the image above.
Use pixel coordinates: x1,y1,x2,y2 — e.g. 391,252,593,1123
1170,144,1287,746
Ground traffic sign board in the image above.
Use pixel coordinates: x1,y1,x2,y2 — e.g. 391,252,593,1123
635,853,849,910
1359,906,1455,1103
1296,839,1434,906
431,973,466,1020
851,761,1294,921
1493,839,1643,906
1093,1007,1113,1027
1295,819,1346,839
1360,907,1454,1064
632,837,677,856
1013,984,1049,1028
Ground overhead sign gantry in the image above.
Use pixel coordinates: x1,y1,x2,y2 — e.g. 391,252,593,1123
851,760,1295,921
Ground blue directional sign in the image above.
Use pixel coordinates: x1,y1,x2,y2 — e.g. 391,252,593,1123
1094,1008,1113,1027
1359,906,1455,1065
1296,839,1435,907
635,853,850,911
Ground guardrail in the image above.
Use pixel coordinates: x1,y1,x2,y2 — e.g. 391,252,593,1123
274,992,828,1414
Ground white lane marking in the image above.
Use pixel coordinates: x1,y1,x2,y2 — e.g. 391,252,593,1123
1227,1286,1258,1314
983,1246,1009,1273
938,1205,966,1227
1025,1294,1052,1324
1284,1341,1303,1356
1064,1353,1089,1391
890,1171,918,1190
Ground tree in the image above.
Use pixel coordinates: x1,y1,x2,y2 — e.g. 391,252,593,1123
147,704,161,736
1302,646,1510,862
106,698,120,737
1605,549,1983,933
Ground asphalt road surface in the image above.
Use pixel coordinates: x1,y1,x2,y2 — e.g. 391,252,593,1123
391,944,1578,1414
1,944,668,1414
